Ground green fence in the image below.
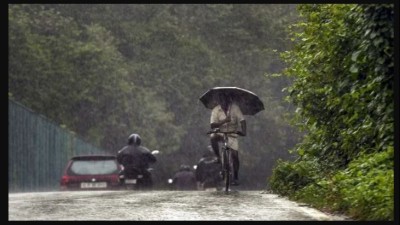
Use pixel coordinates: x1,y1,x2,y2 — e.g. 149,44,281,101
8,99,108,192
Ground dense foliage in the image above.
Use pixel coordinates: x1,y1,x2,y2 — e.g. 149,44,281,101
269,4,394,220
9,4,300,189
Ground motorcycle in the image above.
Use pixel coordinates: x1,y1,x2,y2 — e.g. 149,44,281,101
167,165,199,190
195,157,223,191
119,150,159,190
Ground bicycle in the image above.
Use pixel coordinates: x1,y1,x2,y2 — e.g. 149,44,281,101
207,129,239,193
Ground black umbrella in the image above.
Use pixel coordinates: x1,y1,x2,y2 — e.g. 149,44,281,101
199,87,265,115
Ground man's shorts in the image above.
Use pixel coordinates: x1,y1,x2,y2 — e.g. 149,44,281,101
216,133,239,151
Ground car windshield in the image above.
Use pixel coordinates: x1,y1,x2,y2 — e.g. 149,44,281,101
69,159,118,175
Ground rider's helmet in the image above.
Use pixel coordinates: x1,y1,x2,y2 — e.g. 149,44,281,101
128,133,141,146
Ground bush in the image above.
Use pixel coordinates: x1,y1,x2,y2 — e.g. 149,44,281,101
290,146,394,220
333,146,394,220
269,158,322,196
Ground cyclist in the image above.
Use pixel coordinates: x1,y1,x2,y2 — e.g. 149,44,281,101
209,92,246,185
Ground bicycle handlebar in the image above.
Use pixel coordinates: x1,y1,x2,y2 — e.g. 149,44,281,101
206,130,238,135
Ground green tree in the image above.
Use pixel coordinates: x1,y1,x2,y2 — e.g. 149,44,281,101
9,5,183,152
9,4,301,189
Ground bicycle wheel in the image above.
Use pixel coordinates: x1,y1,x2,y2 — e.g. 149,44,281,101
223,148,230,192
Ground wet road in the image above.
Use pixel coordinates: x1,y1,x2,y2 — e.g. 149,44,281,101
9,190,350,220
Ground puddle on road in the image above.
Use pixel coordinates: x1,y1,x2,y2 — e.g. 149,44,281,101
9,190,350,220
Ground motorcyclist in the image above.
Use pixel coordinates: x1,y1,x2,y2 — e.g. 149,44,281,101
117,133,157,188
171,164,197,190
195,146,222,190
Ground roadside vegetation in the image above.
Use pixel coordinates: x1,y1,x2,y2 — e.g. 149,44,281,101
269,4,394,220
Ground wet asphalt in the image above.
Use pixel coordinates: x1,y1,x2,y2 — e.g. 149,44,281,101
8,190,350,221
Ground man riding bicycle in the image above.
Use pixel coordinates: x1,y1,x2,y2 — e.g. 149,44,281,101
209,92,246,186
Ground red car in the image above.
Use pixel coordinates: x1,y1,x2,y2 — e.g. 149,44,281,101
60,155,122,191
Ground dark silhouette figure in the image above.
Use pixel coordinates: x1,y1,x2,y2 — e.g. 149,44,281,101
117,133,156,188
195,146,222,190
172,164,197,190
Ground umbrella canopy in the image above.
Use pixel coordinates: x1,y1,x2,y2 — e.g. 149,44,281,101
199,87,265,115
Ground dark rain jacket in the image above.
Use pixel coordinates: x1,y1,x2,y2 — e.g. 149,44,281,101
117,145,156,173
195,157,221,188
172,169,197,190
